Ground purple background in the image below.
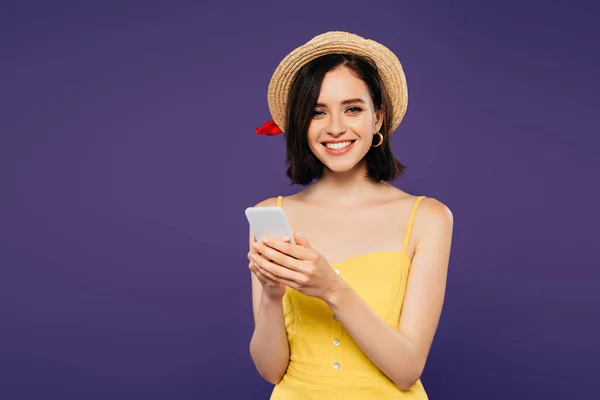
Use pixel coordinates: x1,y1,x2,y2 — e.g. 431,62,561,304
1,1,598,399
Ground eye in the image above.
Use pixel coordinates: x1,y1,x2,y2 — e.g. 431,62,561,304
312,110,325,117
347,106,363,114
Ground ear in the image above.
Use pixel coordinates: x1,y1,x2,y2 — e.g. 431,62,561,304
374,108,383,133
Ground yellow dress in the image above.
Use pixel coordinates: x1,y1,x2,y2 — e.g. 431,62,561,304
270,195,429,400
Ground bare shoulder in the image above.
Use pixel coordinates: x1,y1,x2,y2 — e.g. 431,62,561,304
383,187,452,227
253,197,279,208
418,197,453,223
414,197,454,239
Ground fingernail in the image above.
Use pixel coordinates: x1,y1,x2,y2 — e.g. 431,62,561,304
282,236,290,242
252,242,259,249
261,237,268,243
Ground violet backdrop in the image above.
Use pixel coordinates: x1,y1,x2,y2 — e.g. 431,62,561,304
1,1,598,399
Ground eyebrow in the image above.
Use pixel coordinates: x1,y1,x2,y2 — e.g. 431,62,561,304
315,98,366,107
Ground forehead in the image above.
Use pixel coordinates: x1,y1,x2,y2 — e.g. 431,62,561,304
316,66,370,104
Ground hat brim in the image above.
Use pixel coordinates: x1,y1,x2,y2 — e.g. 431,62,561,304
267,31,408,134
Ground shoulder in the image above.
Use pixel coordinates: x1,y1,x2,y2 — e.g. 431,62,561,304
414,197,454,237
417,197,453,220
253,197,279,207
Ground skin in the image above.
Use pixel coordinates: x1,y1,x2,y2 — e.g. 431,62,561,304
248,66,454,390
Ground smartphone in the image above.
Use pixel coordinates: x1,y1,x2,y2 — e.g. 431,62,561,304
245,206,296,245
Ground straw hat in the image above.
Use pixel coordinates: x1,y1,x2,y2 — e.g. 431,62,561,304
257,31,408,136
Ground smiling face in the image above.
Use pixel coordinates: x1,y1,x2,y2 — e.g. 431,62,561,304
284,54,404,186
306,66,383,174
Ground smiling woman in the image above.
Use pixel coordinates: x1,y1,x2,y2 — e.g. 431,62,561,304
249,31,453,400
284,53,404,185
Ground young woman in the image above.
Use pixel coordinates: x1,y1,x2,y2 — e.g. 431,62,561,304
247,31,453,399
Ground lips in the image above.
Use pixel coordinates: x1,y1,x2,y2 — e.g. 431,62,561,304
323,140,354,150
322,140,356,155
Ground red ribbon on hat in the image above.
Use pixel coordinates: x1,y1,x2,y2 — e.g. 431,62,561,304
256,119,283,135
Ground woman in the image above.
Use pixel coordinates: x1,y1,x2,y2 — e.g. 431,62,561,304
247,31,453,399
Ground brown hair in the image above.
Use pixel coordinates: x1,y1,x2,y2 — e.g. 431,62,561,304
284,53,405,186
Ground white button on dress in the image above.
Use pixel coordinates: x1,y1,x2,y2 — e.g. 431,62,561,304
334,269,340,275
333,362,340,370
333,339,340,346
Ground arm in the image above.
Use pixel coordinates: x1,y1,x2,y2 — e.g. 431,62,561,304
248,198,290,384
325,198,453,390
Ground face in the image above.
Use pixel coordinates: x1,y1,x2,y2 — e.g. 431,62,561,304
307,66,382,174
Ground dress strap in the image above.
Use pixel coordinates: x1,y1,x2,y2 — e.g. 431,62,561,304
402,196,426,254
277,195,283,208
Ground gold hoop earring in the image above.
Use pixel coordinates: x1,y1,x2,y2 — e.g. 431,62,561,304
372,132,383,148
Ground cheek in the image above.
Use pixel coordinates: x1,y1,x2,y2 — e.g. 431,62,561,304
308,141,324,158
306,129,318,143
307,120,320,139
348,117,374,134
306,124,322,149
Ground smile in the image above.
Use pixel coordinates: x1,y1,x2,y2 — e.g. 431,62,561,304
322,140,356,155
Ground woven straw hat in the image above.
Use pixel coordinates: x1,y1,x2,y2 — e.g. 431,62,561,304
265,31,408,134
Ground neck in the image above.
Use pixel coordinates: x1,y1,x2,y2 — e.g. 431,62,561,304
304,161,385,206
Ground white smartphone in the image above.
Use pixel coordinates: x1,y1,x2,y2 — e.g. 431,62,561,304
245,206,296,245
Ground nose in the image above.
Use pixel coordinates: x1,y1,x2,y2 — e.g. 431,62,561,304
326,114,346,137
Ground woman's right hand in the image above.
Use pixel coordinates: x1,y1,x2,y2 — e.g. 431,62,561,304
248,237,287,300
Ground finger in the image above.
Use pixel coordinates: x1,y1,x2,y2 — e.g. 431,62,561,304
257,236,291,244
250,262,273,285
250,261,283,286
248,248,259,261
249,262,266,282
293,232,311,249
260,238,313,265
252,253,305,284
253,241,307,272
253,234,289,243
250,236,289,257
254,261,300,290
254,262,291,286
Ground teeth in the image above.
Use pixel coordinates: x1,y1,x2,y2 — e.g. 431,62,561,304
325,141,352,150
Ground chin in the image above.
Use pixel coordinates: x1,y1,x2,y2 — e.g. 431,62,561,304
310,142,369,174
316,152,365,174
323,160,359,173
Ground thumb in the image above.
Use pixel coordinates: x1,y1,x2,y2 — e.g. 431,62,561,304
293,232,310,248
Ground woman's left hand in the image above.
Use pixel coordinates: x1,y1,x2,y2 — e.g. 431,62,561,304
251,232,342,301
